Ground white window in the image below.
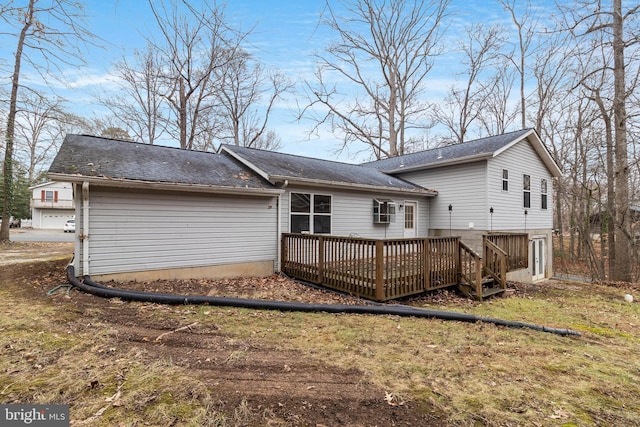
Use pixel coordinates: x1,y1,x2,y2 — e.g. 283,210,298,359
541,179,548,210
502,169,509,191
290,193,331,234
523,174,531,208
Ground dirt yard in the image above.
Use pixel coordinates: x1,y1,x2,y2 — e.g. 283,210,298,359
4,241,639,426
1,242,439,426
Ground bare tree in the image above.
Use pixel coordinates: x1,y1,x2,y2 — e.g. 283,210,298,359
301,0,450,159
433,23,506,144
214,48,291,149
561,0,639,282
14,91,66,182
102,44,168,145
0,0,97,242
498,0,539,129
476,66,518,136
148,0,246,150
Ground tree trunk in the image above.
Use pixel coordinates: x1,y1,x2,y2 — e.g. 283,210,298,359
591,89,616,279
1,0,34,243
612,0,631,282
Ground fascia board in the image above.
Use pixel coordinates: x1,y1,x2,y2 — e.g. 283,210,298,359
268,174,438,196
493,129,562,177
382,153,493,174
47,173,283,197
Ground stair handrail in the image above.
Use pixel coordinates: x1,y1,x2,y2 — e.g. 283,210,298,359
483,238,508,289
458,241,483,299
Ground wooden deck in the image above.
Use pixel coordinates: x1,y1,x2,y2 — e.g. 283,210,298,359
281,233,528,301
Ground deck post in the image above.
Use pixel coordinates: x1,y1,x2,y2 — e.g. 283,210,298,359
318,236,324,284
281,234,287,274
499,251,507,289
375,240,385,301
475,253,483,300
423,238,430,290
482,235,487,276
456,238,463,285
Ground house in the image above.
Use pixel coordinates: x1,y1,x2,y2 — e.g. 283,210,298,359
46,134,282,281
219,143,437,240
29,181,75,229
48,129,560,285
365,128,562,282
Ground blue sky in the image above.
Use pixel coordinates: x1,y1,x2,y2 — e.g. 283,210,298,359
1,0,554,162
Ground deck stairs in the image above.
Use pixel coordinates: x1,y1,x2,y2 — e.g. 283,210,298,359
455,237,511,301
457,277,506,300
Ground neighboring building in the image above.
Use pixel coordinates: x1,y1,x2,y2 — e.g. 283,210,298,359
30,181,75,229
48,129,561,283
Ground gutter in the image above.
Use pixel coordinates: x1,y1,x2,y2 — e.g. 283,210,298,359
47,173,283,197
380,153,494,174
267,175,438,196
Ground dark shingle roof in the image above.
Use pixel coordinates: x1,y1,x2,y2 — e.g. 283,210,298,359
221,144,433,193
365,129,534,172
48,134,275,190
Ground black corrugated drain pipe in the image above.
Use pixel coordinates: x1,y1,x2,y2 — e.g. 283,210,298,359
66,266,580,337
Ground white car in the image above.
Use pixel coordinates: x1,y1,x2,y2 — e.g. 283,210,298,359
63,219,75,233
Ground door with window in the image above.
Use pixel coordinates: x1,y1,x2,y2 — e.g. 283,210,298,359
531,238,545,281
403,201,417,238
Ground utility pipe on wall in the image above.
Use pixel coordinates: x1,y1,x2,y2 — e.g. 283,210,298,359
82,181,90,275
276,180,288,273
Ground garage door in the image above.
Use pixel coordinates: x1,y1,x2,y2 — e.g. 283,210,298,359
41,209,75,229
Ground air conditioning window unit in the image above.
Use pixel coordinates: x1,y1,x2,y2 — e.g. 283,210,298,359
373,198,396,224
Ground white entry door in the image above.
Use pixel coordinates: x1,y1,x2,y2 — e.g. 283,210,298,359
403,201,418,238
531,238,545,281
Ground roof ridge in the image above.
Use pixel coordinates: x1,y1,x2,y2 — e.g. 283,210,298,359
363,128,532,165
220,143,364,167
74,134,221,156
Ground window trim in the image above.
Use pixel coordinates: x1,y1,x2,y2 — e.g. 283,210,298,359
523,174,531,209
290,192,332,234
502,169,509,192
541,178,548,210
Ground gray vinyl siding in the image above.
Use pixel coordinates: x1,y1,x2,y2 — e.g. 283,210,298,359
397,161,488,231
488,138,554,230
280,185,431,239
84,188,278,276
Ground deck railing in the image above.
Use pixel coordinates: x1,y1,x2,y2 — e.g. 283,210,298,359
485,233,528,271
281,232,529,301
281,234,460,301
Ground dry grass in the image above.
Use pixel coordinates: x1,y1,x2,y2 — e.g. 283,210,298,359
160,280,640,426
1,260,639,425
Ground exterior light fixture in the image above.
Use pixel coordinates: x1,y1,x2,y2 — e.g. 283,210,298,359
490,207,494,232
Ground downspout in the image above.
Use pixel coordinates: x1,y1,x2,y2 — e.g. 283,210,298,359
81,181,90,276
276,193,281,272
276,180,288,272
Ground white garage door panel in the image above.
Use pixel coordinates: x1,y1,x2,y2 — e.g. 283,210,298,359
41,209,75,229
